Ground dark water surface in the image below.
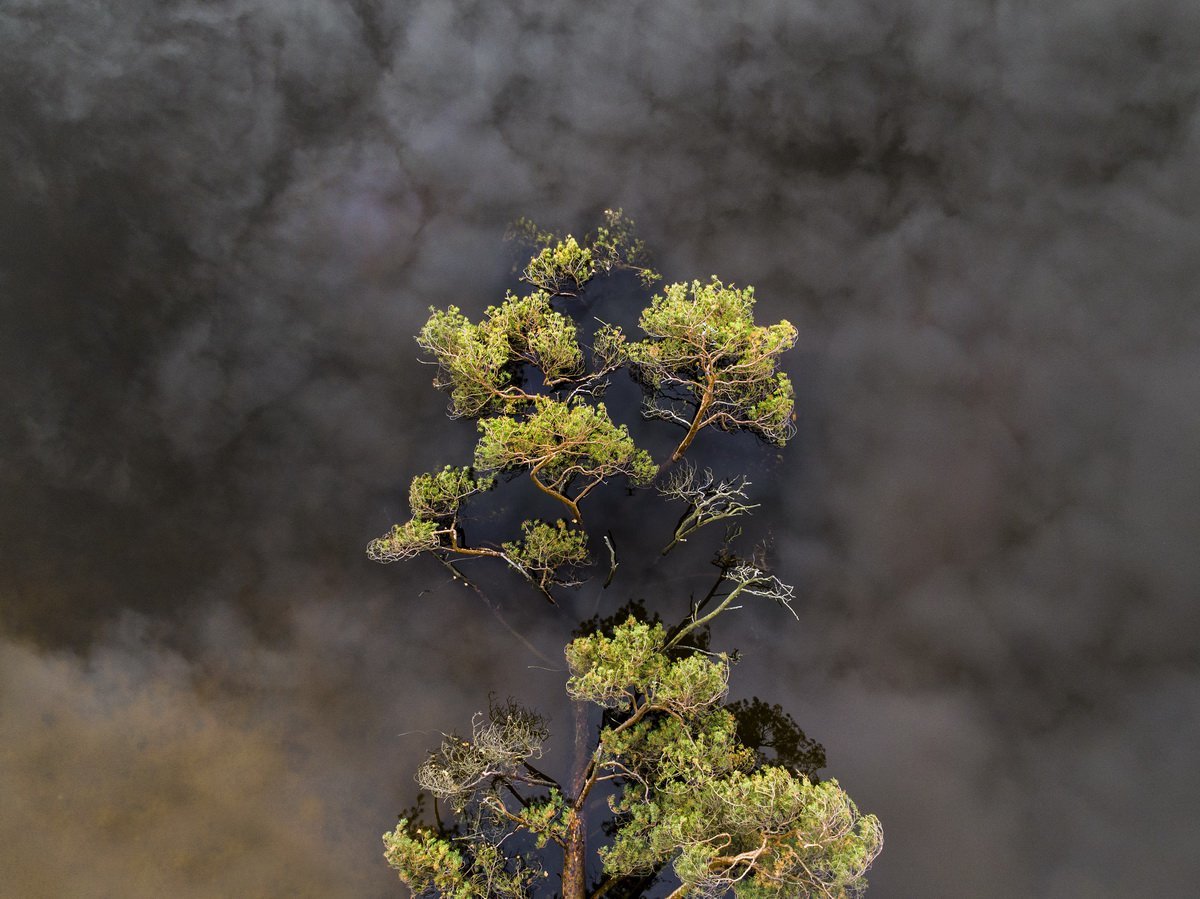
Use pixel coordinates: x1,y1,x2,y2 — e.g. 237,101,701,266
3,2,1200,896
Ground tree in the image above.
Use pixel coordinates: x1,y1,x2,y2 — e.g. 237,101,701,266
602,278,798,462
384,593,881,899
375,218,798,597
371,214,881,896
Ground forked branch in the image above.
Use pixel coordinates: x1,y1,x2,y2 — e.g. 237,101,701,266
658,462,760,554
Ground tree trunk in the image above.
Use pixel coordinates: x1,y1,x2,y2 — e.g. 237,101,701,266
562,698,591,899
561,808,587,899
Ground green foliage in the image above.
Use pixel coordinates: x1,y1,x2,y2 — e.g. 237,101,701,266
521,792,572,850
503,520,590,591
475,398,655,522
523,235,596,294
565,619,727,714
618,277,798,460
366,467,495,565
486,291,586,384
383,821,543,899
390,619,880,897
591,319,629,374
382,823,469,897
589,208,660,285
509,209,660,293
571,621,880,898
366,518,442,563
565,618,673,711
418,292,584,418
609,767,881,897
474,399,654,485
409,466,496,520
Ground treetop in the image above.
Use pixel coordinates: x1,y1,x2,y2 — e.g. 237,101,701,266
375,212,880,898
394,220,801,596
418,291,585,418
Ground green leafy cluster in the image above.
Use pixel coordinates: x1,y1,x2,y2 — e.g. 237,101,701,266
606,765,881,897
475,398,655,522
520,791,572,850
366,467,493,564
382,824,469,897
409,466,498,520
419,292,584,418
383,822,541,899
476,399,654,487
503,520,591,590
589,208,660,285
565,619,727,713
567,620,881,897
509,209,660,293
366,517,442,563
524,235,596,294
614,277,798,458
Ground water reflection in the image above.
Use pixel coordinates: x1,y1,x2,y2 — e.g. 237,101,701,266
6,3,1197,894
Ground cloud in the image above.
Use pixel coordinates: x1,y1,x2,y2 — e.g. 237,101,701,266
0,590,578,899
3,1,1200,895
0,625,364,898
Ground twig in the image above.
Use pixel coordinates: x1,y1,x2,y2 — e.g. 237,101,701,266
603,532,619,589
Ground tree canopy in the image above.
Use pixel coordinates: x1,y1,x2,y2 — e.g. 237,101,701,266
385,616,881,898
370,213,800,600
418,291,586,419
370,213,880,897
605,278,798,462
474,398,655,524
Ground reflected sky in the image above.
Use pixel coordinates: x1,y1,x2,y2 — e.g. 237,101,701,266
3,2,1200,896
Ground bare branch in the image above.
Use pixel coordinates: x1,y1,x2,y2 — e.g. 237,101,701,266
602,532,619,589
667,558,797,649
658,462,760,555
